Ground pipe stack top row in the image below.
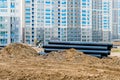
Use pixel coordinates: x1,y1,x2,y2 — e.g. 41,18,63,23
43,41,113,58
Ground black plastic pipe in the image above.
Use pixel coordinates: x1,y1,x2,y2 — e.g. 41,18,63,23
43,45,108,50
48,41,113,49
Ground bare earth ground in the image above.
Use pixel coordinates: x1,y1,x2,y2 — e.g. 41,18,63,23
0,44,120,80
111,52,120,57
111,48,120,57
0,56,120,80
32,47,44,53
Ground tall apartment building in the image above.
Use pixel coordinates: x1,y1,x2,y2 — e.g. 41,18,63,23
0,0,22,46
24,0,93,45
112,0,120,40
24,0,35,45
92,0,112,42
43,0,67,43
42,0,92,43
80,0,92,42
24,0,113,45
24,0,68,45
67,0,92,42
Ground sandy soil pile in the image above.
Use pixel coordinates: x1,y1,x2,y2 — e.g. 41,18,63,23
43,49,120,67
0,43,38,58
43,49,100,63
0,47,120,80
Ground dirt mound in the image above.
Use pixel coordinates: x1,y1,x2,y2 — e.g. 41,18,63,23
42,49,120,66
0,48,120,79
43,49,100,63
0,43,38,58
100,57,120,66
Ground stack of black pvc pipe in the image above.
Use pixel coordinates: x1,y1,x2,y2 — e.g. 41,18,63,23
43,41,113,58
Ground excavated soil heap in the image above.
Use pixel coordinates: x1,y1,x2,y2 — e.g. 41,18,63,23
43,49,120,66
0,43,38,58
0,48,120,80
43,49,100,62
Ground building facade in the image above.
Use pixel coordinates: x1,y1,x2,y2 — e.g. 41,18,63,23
24,0,68,45
24,0,35,45
43,0,68,43
112,0,120,41
92,0,112,42
0,0,119,46
24,0,113,45
67,0,92,42
80,0,92,42
0,0,22,46
24,0,93,45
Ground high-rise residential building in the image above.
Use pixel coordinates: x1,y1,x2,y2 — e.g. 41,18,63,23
24,0,113,45
24,0,35,45
80,0,92,42
24,0,93,45
24,0,43,45
0,0,22,46
42,0,68,43
43,0,92,43
39,0,68,44
67,0,81,41
112,0,120,41
67,0,92,42
92,0,112,42
24,0,68,45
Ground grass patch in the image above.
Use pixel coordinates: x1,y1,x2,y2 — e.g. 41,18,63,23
112,48,120,52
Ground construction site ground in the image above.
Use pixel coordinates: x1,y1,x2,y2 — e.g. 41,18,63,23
0,44,120,80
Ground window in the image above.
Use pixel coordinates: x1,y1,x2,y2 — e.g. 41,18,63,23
25,0,30,3
46,1,50,4
10,2,15,8
0,0,7,8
